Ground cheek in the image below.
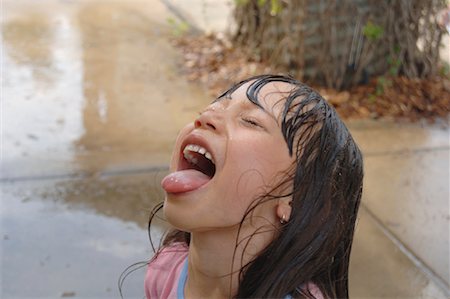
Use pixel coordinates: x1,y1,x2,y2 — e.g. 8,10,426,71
226,141,292,198
169,124,194,170
223,147,273,205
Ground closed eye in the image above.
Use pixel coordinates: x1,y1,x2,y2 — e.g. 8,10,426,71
242,117,263,129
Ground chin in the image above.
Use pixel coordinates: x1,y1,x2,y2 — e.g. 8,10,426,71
162,198,194,232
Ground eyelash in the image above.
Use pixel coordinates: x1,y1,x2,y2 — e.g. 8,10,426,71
242,117,262,128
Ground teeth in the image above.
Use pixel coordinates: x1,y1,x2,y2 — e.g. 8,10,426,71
205,152,212,160
183,143,214,165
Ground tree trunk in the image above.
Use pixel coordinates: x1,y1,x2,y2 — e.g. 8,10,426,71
233,0,447,90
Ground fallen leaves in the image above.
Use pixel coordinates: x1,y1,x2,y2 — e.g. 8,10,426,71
172,33,450,122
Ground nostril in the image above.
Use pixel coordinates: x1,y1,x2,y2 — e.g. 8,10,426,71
195,119,216,130
206,122,216,130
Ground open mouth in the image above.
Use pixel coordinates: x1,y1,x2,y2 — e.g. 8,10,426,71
180,144,216,178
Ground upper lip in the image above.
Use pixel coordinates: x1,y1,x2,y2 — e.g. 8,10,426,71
178,132,217,172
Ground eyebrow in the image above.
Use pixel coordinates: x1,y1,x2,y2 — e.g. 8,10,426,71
215,85,280,123
238,97,280,125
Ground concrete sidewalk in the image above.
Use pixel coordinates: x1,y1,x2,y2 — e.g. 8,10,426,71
350,120,450,295
161,0,234,33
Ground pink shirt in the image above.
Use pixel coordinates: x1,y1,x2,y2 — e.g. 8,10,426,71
145,243,324,299
145,243,189,299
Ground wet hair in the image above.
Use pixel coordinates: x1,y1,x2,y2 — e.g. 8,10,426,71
148,75,363,298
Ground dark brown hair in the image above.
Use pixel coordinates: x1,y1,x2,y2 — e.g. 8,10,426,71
148,75,363,298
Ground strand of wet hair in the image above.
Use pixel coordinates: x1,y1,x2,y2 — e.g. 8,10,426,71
118,260,149,299
148,202,164,253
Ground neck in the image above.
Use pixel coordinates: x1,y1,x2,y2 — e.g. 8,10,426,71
184,224,276,299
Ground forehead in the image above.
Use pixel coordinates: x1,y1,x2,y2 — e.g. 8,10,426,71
225,80,296,117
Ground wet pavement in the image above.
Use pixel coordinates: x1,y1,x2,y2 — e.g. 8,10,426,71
2,0,450,298
349,120,450,296
2,0,209,298
2,173,168,298
2,0,211,180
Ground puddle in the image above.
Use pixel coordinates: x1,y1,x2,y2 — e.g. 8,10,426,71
2,173,170,298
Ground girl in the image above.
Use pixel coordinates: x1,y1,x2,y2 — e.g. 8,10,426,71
145,75,363,298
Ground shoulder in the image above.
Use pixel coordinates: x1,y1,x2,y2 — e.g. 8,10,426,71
290,282,324,299
149,242,189,269
145,243,189,299
302,282,325,299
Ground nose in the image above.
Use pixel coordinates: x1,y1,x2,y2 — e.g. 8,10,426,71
194,105,223,132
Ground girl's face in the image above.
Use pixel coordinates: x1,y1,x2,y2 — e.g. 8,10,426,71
162,81,295,233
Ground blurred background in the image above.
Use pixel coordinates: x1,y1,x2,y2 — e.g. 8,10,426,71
1,0,449,298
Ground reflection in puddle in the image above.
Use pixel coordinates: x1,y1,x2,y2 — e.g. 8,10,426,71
47,171,168,229
74,2,211,173
2,1,211,179
2,173,170,298
2,13,55,81
2,11,85,178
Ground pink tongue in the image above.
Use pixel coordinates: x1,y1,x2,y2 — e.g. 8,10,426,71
161,169,211,194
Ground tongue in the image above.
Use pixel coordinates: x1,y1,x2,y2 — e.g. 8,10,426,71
161,169,211,194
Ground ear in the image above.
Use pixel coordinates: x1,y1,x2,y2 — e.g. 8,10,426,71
276,198,292,224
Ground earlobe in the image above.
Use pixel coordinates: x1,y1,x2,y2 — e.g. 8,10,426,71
276,200,292,224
